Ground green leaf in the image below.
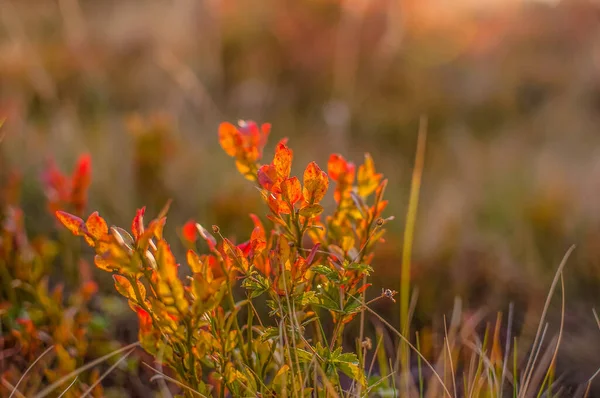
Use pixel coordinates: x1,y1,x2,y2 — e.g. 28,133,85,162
343,295,363,315
311,265,340,283
297,291,319,306
295,349,315,364
260,326,280,342
242,274,270,298
343,262,373,275
315,284,342,313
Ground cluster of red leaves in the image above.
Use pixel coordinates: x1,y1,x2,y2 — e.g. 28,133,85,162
41,154,92,216
219,121,390,322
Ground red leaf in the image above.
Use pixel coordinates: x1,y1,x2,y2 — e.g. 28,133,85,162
182,220,198,243
71,154,92,214
132,207,146,241
305,243,321,265
237,240,252,256
136,307,153,334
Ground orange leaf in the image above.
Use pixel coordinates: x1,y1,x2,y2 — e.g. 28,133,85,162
250,226,267,254
273,140,292,179
136,307,153,334
94,254,118,272
132,207,145,241
281,177,302,206
112,274,146,301
302,162,329,204
249,214,265,237
55,210,85,236
84,212,108,246
327,154,355,184
218,122,242,157
266,193,281,215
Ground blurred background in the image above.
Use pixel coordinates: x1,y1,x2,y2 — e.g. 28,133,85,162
2,0,600,389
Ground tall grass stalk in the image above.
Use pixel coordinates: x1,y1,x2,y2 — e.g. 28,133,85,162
400,116,427,392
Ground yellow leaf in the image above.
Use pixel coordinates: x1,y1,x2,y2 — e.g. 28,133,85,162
357,153,382,197
187,249,203,274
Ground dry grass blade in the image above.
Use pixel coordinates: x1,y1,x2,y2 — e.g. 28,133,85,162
443,317,458,398
521,244,575,396
56,376,78,398
80,347,137,397
2,377,25,398
142,362,208,397
9,345,54,398
535,272,566,398
358,296,453,398
33,341,140,398
582,309,600,398
527,334,558,398
500,302,515,396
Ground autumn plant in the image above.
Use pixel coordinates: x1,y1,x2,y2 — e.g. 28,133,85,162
0,164,104,397
55,120,395,397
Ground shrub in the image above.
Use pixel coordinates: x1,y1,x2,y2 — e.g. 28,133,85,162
56,120,395,397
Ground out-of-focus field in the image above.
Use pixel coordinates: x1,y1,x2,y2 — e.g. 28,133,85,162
2,0,600,392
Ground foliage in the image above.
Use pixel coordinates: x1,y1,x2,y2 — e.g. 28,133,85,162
56,120,394,397
0,158,105,397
